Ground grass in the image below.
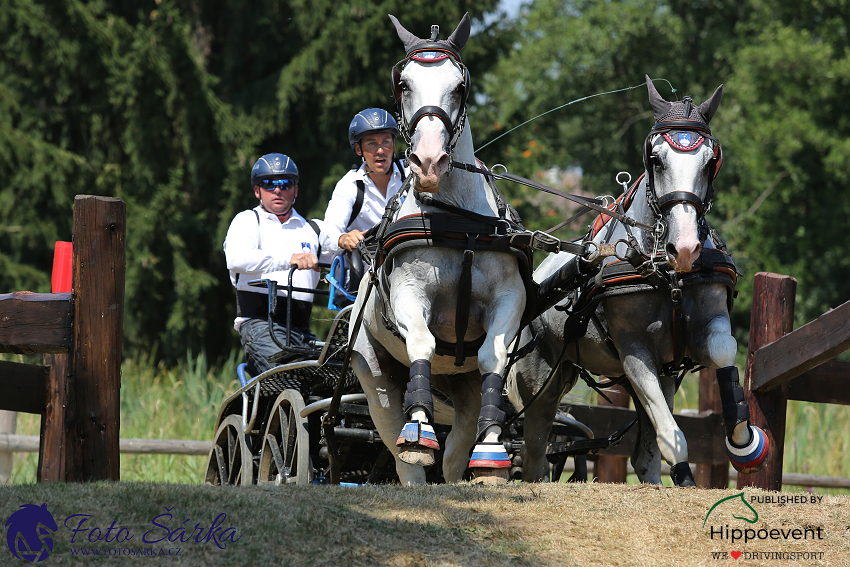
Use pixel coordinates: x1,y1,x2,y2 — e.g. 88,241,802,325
5,357,850,493
0,482,845,566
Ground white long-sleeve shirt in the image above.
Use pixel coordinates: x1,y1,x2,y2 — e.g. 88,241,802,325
224,206,338,329
323,161,407,240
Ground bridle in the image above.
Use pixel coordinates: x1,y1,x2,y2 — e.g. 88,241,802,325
642,110,723,249
392,36,470,159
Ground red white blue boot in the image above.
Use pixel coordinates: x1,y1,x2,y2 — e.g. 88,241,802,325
726,424,769,474
469,442,511,469
396,421,438,466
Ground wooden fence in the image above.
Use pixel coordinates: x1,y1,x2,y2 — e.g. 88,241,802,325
0,195,125,482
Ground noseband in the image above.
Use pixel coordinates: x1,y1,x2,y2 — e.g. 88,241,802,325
392,45,470,157
642,117,723,232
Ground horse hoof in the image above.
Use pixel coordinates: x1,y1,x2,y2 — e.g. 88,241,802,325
670,461,696,487
470,467,510,485
728,425,770,473
468,442,511,469
396,421,440,450
398,446,435,466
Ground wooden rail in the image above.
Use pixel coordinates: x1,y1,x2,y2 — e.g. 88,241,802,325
0,195,126,482
739,272,850,491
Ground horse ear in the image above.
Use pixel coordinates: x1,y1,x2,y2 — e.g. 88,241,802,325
388,14,422,53
646,75,673,121
446,12,471,52
698,84,723,123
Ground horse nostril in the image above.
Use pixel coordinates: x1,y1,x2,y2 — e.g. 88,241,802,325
694,242,702,258
665,243,678,259
409,153,422,170
436,154,450,173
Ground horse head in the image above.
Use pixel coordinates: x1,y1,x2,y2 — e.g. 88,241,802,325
644,75,723,272
390,14,471,192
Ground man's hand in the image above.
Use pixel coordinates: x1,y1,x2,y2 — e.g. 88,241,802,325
290,252,319,271
338,229,364,252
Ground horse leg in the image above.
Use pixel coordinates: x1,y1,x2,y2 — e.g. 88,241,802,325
469,297,523,481
623,353,695,486
622,381,662,484
434,372,480,483
350,331,426,485
391,292,439,466
700,314,769,474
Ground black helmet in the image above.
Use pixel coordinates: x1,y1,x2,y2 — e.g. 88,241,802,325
251,153,299,187
348,108,398,155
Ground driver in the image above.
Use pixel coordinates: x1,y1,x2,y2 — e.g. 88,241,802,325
323,108,407,251
224,153,337,375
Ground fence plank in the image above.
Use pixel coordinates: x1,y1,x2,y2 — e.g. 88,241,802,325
739,272,796,491
595,384,630,483
38,354,69,482
750,298,850,392
67,196,126,482
696,367,730,488
786,360,850,406
0,293,72,354
0,361,47,414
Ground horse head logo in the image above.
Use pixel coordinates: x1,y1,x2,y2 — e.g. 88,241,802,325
5,503,58,562
703,492,759,527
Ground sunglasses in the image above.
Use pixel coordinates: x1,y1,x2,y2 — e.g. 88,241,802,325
258,178,295,191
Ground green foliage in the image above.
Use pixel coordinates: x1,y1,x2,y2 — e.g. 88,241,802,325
0,0,501,362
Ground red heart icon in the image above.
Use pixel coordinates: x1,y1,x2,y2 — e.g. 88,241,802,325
731,551,742,559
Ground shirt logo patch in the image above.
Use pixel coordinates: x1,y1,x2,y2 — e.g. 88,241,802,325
301,242,312,254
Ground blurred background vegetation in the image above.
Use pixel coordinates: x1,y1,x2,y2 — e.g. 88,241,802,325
2,0,850,363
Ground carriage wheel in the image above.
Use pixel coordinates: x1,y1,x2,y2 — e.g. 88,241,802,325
258,389,313,485
204,415,255,486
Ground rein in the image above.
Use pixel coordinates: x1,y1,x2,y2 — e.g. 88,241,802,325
451,160,655,232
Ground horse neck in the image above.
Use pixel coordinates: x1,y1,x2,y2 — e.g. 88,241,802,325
432,124,497,216
604,173,656,251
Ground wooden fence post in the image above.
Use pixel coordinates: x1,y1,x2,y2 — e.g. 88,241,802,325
595,383,630,483
738,272,796,491
66,196,126,482
696,367,729,488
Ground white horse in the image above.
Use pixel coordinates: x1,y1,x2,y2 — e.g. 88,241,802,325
350,14,528,485
508,76,769,485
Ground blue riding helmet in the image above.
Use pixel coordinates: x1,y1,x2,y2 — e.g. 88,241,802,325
348,108,398,155
251,153,299,187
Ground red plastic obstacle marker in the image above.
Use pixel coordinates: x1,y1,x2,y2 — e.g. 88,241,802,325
52,241,73,293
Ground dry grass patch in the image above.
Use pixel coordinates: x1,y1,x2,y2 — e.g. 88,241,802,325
4,481,846,566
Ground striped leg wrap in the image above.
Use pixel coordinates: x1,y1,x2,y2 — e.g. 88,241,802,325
404,359,433,422
476,372,506,440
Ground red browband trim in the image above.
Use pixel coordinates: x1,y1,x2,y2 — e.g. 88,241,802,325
662,132,706,152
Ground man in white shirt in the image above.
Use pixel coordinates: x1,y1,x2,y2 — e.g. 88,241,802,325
224,153,337,375
323,108,407,251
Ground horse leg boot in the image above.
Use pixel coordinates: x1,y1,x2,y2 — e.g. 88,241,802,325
716,366,769,473
469,372,511,483
397,359,438,466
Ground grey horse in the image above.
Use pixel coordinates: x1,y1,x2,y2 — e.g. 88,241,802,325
508,76,768,486
350,14,528,485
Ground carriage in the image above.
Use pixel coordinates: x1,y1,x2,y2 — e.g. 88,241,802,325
202,266,606,487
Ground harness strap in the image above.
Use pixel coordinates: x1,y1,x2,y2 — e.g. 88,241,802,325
348,180,365,230
454,234,476,366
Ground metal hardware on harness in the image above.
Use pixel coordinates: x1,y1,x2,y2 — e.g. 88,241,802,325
616,171,631,194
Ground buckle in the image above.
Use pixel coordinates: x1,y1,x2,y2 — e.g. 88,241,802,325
670,288,683,303
495,219,510,236
530,230,560,253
